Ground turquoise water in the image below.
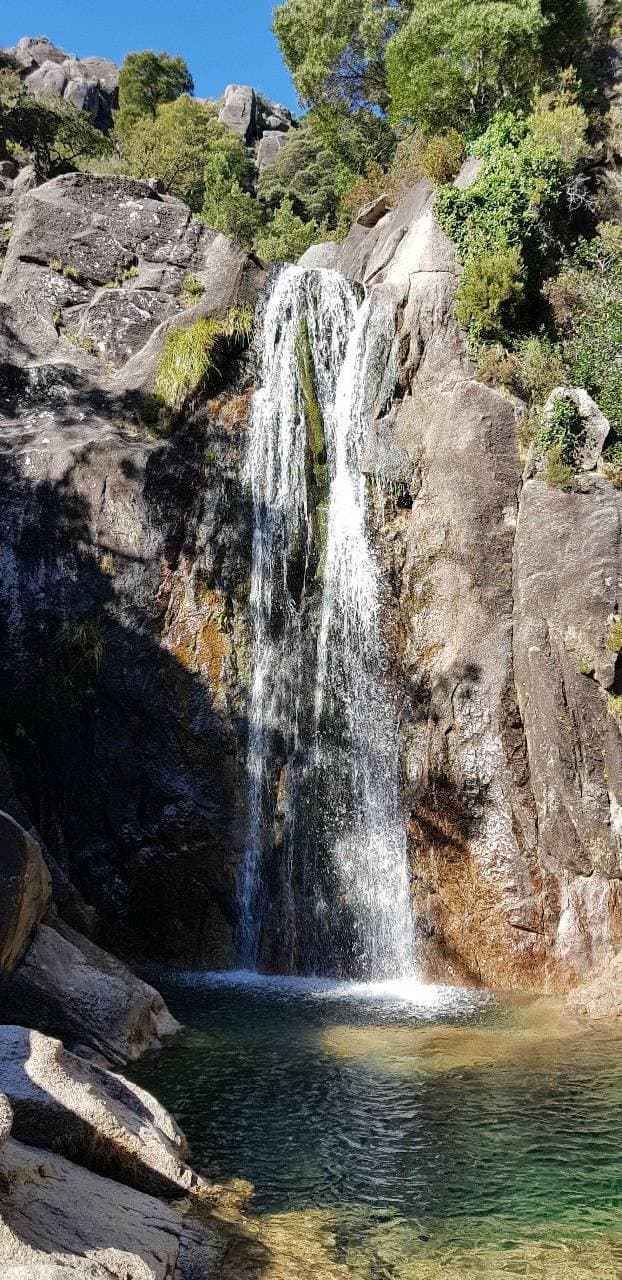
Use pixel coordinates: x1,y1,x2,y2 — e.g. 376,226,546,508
132,972,622,1278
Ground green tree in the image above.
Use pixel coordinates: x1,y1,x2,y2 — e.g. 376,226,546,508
204,180,265,248
121,95,251,211
273,0,410,114
255,197,324,262
386,0,545,132
0,69,110,178
116,50,193,136
257,119,345,226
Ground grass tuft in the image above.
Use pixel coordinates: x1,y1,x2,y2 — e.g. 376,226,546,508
154,305,254,413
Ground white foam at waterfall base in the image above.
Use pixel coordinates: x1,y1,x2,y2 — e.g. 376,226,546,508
154,969,492,1019
237,265,415,981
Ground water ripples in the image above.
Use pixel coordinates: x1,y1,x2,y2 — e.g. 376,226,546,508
132,974,622,1276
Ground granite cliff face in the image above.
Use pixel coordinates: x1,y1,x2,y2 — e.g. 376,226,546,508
315,179,622,998
0,136,620,1006
0,171,264,969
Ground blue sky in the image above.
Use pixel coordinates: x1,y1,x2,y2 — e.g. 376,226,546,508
2,0,298,110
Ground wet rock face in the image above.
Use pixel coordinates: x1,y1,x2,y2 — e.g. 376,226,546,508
334,173,622,992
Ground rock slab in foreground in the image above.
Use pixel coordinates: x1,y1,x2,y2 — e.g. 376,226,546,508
0,1025,202,1197
0,1133,215,1280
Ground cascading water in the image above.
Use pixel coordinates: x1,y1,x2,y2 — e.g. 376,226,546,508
237,265,414,979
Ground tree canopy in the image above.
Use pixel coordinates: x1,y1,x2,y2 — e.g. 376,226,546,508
0,68,110,178
120,94,250,211
116,50,193,136
385,0,545,132
257,120,344,226
272,0,411,114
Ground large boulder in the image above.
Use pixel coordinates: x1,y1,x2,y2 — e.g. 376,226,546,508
1,921,179,1064
526,386,611,478
218,84,257,142
0,811,51,972
24,61,68,97
257,131,288,169
0,1025,205,1197
0,1135,216,1279
0,171,265,376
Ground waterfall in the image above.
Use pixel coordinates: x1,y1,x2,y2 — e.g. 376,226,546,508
237,265,414,979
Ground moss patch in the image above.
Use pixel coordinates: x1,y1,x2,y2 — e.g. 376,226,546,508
296,315,329,578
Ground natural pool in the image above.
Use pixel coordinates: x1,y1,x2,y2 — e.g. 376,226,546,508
132,972,622,1279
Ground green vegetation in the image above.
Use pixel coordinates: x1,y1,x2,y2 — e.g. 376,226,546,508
606,616,622,654
62,330,97,356
181,273,204,306
573,646,595,675
56,617,106,694
454,245,524,339
257,119,344,227
296,315,329,577
154,316,223,411
203,178,264,247
116,50,193,136
541,442,576,489
0,68,110,178
256,197,326,263
549,224,622,442
121,95,250,211
154,305,254,412
386,0,545,134
435,107,581,338
535,394,584,462
607,693,622,723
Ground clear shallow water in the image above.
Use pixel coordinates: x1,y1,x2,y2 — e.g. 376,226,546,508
133,972,622,1278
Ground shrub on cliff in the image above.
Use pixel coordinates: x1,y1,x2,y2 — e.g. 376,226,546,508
435,102,587,338
455,246,524,338
255,197,327,263
154,307,254,412
546,224,622,445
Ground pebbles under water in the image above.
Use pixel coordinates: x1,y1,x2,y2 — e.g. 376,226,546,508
132,972,622,1279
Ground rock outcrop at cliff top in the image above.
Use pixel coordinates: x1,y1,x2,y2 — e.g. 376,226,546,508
2,35,297,170
4,36,119,131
